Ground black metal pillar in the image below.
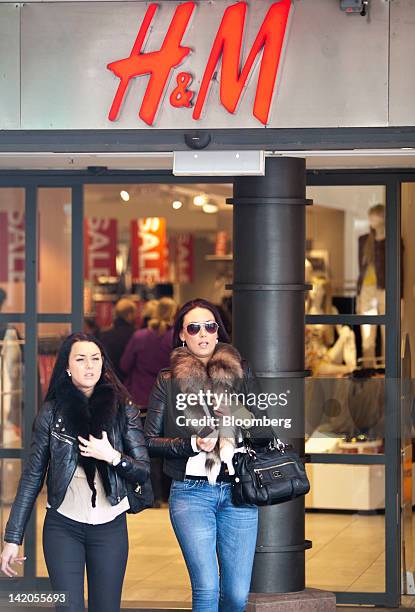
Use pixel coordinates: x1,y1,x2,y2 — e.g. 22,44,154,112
229,157,310,593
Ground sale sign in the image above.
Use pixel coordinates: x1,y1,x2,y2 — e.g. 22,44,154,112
84,218,118,281
107,0,291,126
131,218,168,283
175,234,194,284
0,211,26,283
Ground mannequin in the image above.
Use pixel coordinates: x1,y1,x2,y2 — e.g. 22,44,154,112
357,204,385,366
306,276,356,376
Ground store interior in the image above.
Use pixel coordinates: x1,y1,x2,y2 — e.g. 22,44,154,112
1,177,415,603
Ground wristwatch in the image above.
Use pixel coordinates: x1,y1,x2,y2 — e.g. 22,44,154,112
111,451,122,466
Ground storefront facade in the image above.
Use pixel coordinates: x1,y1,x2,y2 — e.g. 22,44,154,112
1,0,415,608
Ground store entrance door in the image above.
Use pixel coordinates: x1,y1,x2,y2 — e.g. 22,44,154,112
0,170,405,608
0,185,84,601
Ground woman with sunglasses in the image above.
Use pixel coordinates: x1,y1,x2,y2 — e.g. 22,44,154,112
144,298,273,612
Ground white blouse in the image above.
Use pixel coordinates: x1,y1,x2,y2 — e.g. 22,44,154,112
47,465,129,524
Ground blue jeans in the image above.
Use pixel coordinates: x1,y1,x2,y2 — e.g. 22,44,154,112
169,479,258,612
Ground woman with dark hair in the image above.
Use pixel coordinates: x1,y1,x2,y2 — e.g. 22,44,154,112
144,299,273,612
0,332,152,612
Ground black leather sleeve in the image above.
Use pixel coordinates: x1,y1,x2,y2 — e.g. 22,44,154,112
4,403,52,545
144,372,199,459
114,402,151,485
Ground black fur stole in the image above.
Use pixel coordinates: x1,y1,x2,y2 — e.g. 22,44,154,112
55,376,119,507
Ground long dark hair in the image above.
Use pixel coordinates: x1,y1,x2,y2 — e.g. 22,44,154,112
45,332,129,403
172,299,230,349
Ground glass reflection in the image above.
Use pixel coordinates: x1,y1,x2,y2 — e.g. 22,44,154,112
0,324,24,449
305,185,386,323
0,188,25,313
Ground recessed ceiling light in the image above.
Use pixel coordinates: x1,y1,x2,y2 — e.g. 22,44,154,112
193,194,207,206
203,203,218,214
172,200,183,210
120,190,130,202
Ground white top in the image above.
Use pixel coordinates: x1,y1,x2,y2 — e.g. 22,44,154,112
47,466,129,524
185,435,246,477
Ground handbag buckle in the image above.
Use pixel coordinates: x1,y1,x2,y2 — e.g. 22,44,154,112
275,438,286,453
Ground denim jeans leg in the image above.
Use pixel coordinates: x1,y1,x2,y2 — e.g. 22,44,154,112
169,480,219,612
216,484,258,612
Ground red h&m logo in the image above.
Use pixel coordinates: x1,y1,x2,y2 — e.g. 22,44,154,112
107,1,291,126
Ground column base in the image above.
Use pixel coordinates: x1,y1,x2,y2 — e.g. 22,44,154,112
246,588,336,612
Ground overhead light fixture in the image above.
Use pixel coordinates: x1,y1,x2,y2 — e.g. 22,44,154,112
193,194,207,207
120,190,130,202
203,203,218,214
173,150,265,176
172,200,183,210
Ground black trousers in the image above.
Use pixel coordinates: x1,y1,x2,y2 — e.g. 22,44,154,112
43,508,128,612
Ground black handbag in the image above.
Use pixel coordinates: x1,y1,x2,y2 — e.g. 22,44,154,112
231,438,310,506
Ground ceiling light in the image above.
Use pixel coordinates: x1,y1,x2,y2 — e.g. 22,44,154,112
203,203,218,214
193,194,207,207
120,190,130,202
172,200,183,210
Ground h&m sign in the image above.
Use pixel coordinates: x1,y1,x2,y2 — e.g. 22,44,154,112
107,0,292,127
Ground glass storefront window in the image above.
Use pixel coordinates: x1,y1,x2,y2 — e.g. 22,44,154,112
0,323,24,449
305,324,385,452
305,185,386,316
83,184,233,334
37,323,71,402
38,188,72,313
0,189,25,313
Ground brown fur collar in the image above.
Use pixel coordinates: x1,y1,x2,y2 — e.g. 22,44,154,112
171,343,244,485
170,342,243,393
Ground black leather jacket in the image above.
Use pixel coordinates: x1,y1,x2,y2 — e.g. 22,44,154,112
5,400,151,545
144,363,274,482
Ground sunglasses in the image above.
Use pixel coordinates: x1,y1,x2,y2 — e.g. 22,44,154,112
185,321,219,336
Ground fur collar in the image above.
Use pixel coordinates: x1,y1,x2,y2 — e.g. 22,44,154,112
170,342,243,393
55,376,118,439
54,376,119,506
170,343,244,485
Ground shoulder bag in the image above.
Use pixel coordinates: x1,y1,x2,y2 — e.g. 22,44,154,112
231,438,310,506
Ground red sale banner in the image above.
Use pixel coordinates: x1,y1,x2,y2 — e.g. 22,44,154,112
84,218,118,281
175,233,194,284
131,217,167,283
95,300,114,329
0,211,27,282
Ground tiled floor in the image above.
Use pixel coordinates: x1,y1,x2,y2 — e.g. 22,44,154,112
33,499,400,602
0,490,410,607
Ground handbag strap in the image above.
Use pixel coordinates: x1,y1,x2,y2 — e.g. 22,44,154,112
243,434,287,456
